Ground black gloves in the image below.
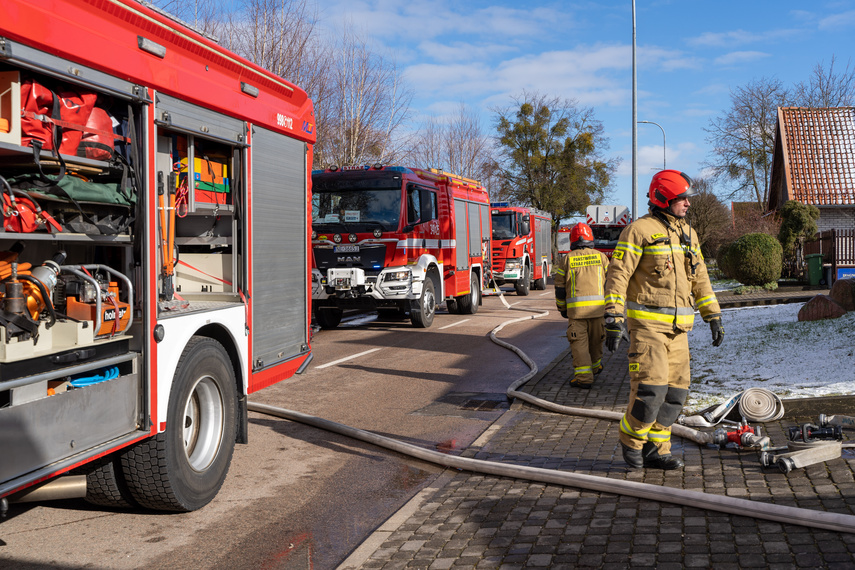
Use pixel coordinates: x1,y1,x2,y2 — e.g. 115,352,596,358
709,317,724,347
605,315,626,352
559,309,567,319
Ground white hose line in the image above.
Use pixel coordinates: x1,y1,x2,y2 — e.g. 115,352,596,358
246,401,855,534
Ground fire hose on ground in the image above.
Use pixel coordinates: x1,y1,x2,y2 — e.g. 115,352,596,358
248,284,855,534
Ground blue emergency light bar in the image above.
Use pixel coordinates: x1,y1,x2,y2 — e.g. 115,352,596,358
490,202,510,208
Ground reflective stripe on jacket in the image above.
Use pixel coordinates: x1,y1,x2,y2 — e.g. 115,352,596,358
554,248,609,319
604,210,720,333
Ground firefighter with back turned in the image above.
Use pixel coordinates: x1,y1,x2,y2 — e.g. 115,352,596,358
554,222,609,388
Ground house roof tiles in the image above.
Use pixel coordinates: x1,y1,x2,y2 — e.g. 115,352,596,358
778,107,855,206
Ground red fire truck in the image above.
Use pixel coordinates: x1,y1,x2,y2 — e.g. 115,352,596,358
490,204,552,295
0,0,314,514
557,205,631,259
311,167,491,328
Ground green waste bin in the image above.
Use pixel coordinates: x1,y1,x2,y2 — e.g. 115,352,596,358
806,253,824,286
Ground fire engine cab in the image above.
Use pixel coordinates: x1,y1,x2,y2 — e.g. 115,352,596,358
311,166,491,328
0,0,314,513
490,204,552,295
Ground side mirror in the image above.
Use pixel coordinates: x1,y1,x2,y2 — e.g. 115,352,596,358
520,222,530,235
402,224,415,233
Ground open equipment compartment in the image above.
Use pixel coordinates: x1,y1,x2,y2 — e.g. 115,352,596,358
0,43,148,499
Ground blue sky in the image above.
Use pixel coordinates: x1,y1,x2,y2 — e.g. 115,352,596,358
316,0,855,218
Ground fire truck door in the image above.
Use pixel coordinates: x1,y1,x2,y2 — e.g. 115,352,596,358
250,126,309,375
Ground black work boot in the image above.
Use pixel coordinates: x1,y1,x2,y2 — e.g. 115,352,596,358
620,443,643,469
642,441,684,470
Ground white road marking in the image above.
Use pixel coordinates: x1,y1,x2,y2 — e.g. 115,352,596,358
539,292,551,296
439,319,470,330
315,347,382,369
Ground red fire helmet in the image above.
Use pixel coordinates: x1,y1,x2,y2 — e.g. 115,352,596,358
648,170,696,209
570,223,594,249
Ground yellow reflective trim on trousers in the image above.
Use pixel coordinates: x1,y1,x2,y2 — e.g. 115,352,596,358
575,365,592,374
620,415,650,438
696,295,716,308
556,300,567,309
627,308,695,325
648,429,671,443
592,359,602,368
615,242,642,255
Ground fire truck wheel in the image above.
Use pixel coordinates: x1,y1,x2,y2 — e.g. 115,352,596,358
316,308,343,329
533,264,546,290
446,299,459,314
515,265,530,296
120,337,237,512
74,455,138,508
456,273,480,315
410,277,436,328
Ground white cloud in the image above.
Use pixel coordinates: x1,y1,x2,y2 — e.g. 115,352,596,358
818,9,855,30
713,51,771,66
688,28,799,48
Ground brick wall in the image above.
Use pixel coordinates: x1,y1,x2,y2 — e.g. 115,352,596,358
817,207,855,232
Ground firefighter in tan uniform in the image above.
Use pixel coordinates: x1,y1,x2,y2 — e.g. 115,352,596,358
604,170,724,470
554,223,609,388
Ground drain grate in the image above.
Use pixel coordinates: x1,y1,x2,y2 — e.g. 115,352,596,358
412,392,510,418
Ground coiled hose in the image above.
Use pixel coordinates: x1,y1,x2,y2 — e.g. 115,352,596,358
248,287,855,534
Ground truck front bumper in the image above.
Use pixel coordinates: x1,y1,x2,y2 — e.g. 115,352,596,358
312,267,423,302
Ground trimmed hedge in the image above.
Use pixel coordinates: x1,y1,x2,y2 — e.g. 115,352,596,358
724,233,783,286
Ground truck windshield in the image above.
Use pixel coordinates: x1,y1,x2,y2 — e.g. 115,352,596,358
592,226,623,247
492,213,516,239
312,188,402,232
556,232,571,252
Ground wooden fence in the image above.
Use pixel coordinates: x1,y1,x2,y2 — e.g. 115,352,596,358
804,229,855,283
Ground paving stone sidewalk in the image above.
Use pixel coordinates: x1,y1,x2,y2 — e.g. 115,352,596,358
341,301,855,570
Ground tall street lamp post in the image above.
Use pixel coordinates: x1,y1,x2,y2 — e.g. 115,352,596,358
638,120,666,170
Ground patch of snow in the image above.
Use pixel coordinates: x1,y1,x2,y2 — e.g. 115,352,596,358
686,303,855,413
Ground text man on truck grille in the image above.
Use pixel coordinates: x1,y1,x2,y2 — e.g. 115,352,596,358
603,170,724,470
554,222,609,389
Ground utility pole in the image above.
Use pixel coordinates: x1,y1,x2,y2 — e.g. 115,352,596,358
631,0,638,222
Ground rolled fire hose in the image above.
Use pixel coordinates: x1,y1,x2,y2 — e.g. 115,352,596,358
248,283,855,534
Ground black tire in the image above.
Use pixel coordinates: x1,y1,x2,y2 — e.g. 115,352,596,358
533,264,546,290
446,298,459,314
514,265,530,296
120,337,237,512
75,455,137,508
410,276,436,328
316,308,343,329
456,272,480,315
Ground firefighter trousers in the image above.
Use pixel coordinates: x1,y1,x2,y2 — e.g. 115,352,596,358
566,317,605,385
619,327,690,455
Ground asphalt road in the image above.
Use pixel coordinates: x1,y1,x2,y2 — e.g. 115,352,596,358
0,286,569,570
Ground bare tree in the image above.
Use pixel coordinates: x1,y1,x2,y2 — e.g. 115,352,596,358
704,77,788,211
314,25,412,168
684,178,732,259
792,56,855,107
410,104,493,181
143,0,224,37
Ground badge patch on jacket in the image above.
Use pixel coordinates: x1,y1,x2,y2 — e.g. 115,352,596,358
629,363,640,372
